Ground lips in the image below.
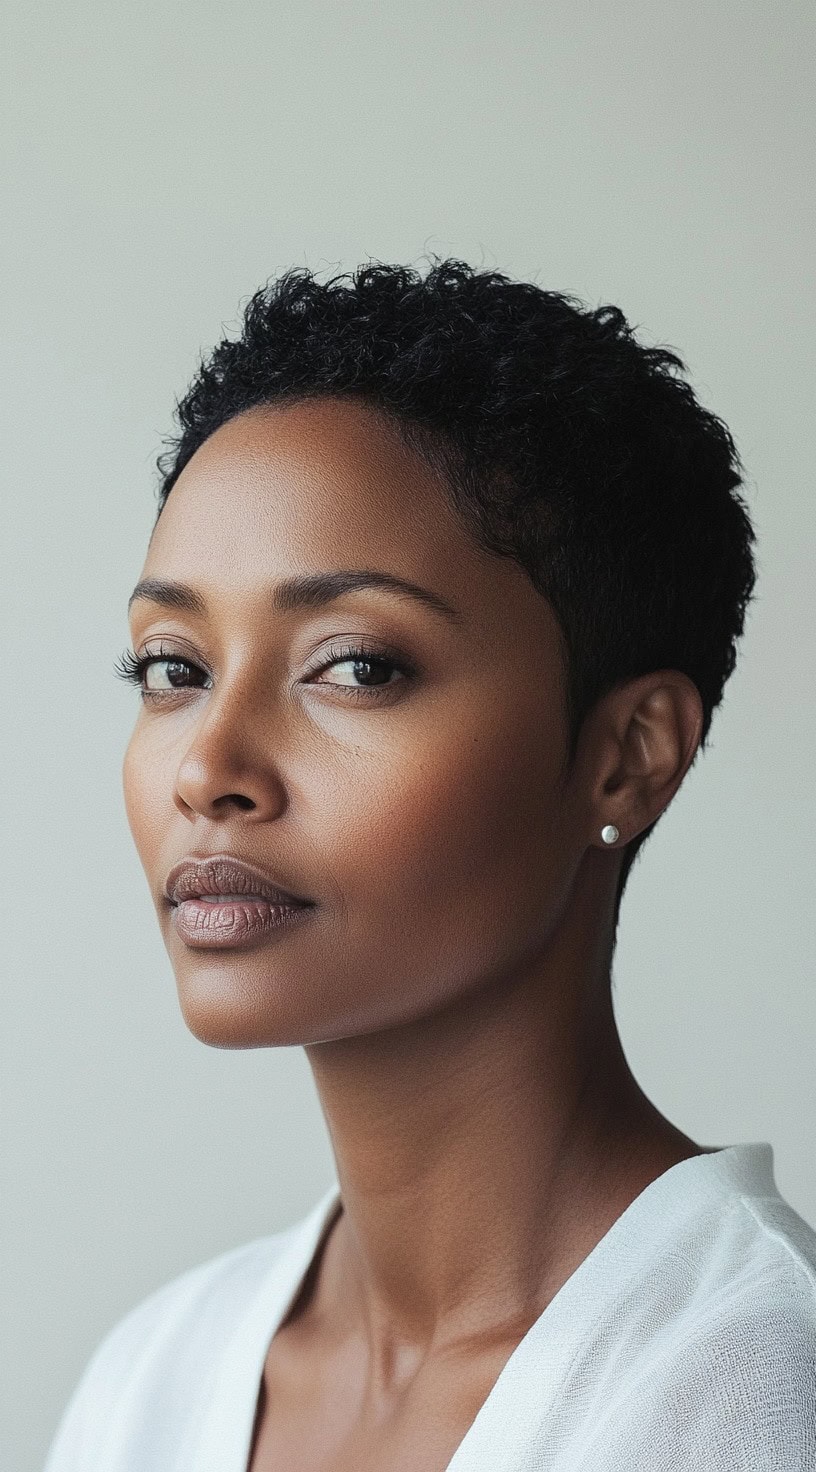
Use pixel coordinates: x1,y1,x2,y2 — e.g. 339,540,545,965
163,854,315,949
164,854,313,909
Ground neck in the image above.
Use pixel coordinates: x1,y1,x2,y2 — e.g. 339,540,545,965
304,925,697,1354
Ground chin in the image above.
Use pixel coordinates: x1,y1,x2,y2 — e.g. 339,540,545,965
172,955,377,1048
173,972,441,1051
173,965,311,1049
178,1006,280,1050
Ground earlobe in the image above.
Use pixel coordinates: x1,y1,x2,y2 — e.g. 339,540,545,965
588,671,703,852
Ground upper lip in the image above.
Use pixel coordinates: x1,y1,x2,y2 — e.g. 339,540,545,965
164,854,313,907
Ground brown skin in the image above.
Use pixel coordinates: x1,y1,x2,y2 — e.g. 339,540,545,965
123,397,709,1472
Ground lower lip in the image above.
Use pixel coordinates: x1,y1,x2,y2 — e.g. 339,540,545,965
170,896,313,949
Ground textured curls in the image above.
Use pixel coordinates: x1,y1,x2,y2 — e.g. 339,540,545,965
155,259,757,912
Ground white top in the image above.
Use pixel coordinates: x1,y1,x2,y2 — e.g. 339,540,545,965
44,1142,816,1471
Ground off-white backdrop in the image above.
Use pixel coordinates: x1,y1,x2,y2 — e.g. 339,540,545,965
2,3,814,1468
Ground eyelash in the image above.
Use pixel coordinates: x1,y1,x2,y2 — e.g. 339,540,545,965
112,640,415,704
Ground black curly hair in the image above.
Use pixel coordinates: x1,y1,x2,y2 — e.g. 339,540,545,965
154,258,757,916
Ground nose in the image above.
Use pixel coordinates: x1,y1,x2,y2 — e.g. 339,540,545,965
173,683,288,823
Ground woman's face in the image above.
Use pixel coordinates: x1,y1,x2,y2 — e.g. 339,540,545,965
123,397,589,1047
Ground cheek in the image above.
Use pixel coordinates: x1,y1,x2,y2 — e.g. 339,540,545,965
322,714,569,997
121,725,167,875
416,692,563,863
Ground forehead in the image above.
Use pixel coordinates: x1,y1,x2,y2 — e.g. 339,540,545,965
139,396,552,634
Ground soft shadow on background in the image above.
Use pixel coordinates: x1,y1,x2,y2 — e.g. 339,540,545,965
2,3,814,1467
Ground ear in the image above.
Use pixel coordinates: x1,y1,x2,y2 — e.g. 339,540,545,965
583,671,704,849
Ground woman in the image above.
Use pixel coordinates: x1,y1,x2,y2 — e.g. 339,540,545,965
45,261,816,1470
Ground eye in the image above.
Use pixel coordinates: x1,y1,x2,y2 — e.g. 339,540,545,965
113,640,415,703
307,642,414,697
113,645,210,699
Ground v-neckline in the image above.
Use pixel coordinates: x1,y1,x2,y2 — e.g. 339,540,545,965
188,1142,775,1472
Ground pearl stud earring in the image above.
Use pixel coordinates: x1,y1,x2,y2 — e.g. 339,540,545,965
601,824,619,844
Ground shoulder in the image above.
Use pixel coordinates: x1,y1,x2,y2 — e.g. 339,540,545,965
43,1228,291,1471
77,1227,290,1387
603,1293,816,1469
596,1192,816,1469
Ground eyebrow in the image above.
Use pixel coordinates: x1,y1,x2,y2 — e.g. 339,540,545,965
127,570,464,626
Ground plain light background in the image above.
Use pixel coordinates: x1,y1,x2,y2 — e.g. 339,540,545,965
2,2,814,1468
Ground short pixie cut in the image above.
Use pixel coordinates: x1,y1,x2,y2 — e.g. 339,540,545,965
155,259,757,916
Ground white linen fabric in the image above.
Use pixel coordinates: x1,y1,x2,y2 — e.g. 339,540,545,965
44,1142,816,1471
